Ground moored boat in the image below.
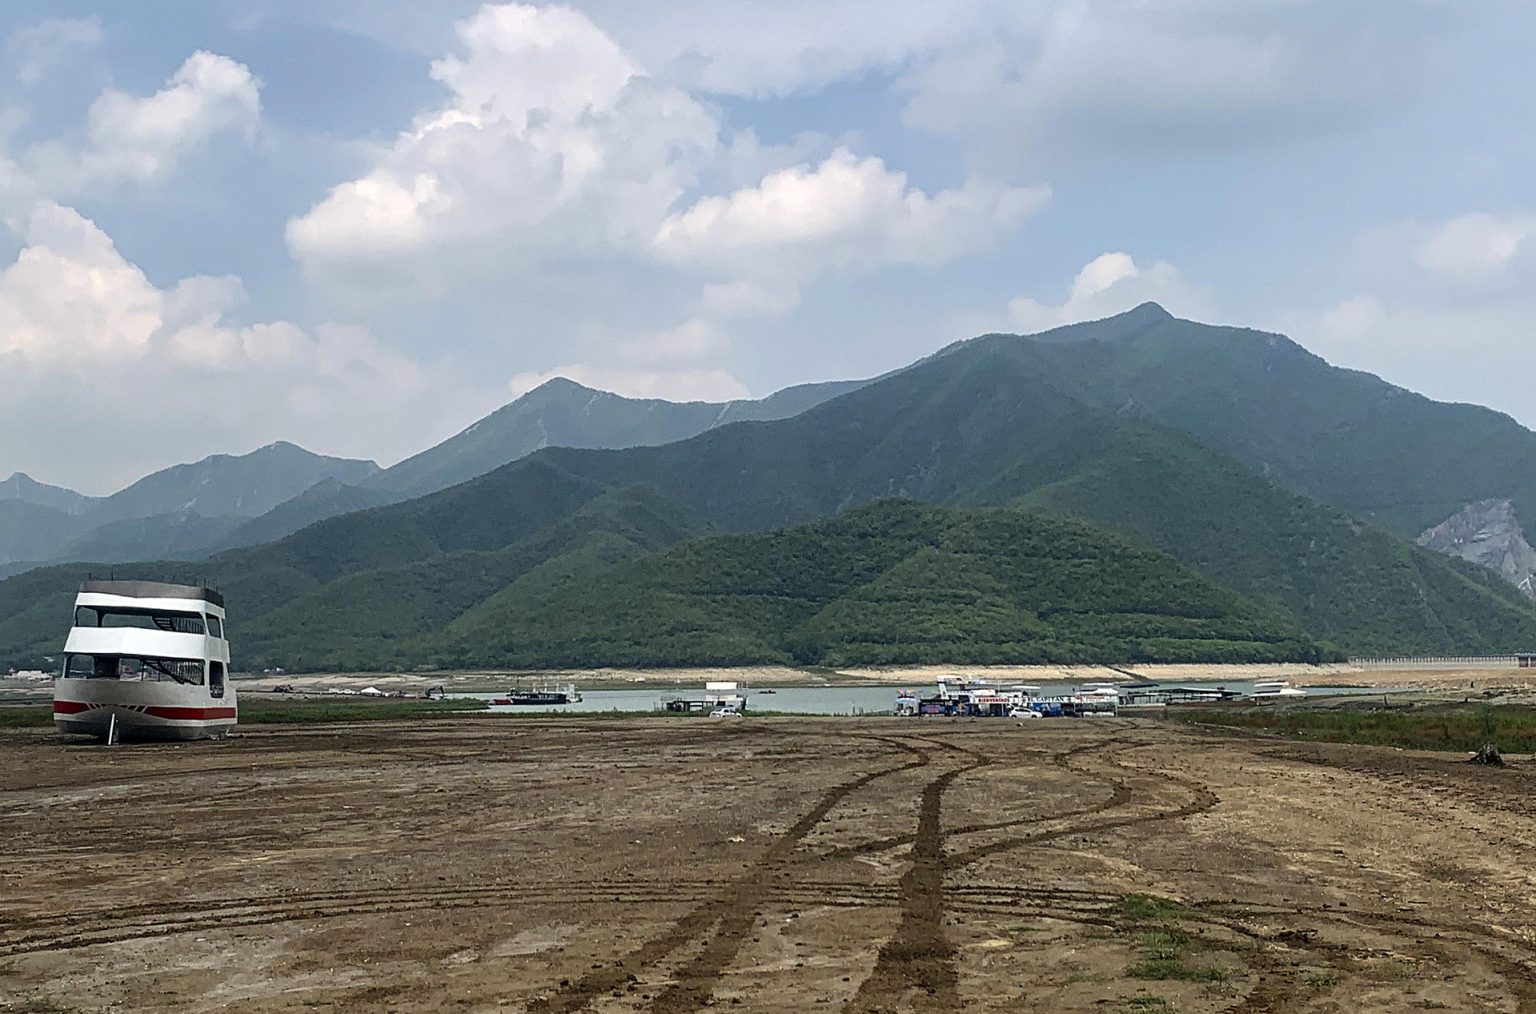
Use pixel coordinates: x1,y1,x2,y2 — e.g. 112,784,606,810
53,580,235,741
491,682,583,706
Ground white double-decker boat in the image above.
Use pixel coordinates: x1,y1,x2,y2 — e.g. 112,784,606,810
1252,679,1307,700
53,580,235,741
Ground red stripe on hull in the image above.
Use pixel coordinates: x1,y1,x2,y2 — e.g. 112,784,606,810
53,701,235,721
145,706,236,721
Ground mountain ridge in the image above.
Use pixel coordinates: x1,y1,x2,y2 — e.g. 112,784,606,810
4,306,1534,669
0,443,382,567
362,375,866,501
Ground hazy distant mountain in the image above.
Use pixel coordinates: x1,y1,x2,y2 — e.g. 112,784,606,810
0,380,860,567
54,511,246,565
364,377,865,499
192,378,865,554
0,500,87,568
0,442,380,571
0,473,91,515
210,479,396,553
85,442,380,525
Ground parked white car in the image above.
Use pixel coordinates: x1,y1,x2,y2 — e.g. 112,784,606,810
710,707,744,718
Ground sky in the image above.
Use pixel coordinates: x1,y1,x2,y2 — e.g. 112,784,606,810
1,1,1534,493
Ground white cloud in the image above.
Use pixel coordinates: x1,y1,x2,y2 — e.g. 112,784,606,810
658,148,1044,267
901,1,1438,163
0,202,494,492
8,17,102,86
1316,295,1386,345
287,3,1047,325
1005,252,1208,333
1414,212,1536,278
620,318,729,365
286,3,719,285
20,50,261,196
1291,295,1536,428
1281,206,1536,429
576,0,989,97
699,277,802,317
656,148,1047,313
0,202,163,362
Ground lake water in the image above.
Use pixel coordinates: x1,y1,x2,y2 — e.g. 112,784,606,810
451,680,1389,716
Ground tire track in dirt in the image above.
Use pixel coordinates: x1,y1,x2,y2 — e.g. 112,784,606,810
645,736,975,1012
529,735,933,1014
842,742,991,1013
824,735,1133,861
0,886,889,958
0,876,1131,959
1218,905,1536,1014
946,760,1218,868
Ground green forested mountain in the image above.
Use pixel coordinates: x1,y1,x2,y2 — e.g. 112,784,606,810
237,486,708,670
5,305,1535,669
995,303,1536,537
405,501,1324,669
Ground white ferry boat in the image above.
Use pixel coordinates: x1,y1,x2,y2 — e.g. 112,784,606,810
1252,679,1307,700
53,580,235,741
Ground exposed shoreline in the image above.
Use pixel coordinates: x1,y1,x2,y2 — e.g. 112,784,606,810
8,661,1534,704
235,660,1536,693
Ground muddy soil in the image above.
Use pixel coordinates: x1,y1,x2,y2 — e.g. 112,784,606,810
3,717,1534,1012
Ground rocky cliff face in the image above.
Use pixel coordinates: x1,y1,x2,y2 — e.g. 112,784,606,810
1419,499,1536,599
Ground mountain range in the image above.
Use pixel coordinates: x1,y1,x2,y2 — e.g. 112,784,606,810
5,303,1536,670
0,379,862,575
0,443,380,576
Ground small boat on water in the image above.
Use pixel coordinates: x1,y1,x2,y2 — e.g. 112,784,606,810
53,580,235,741
491,683,582,706
1252,679,1307,700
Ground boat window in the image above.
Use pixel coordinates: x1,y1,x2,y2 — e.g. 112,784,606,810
206,616,223,639
86,609,206,634
73,606,101,627
209,661,225,699
60,654,204,684
63,654,106,678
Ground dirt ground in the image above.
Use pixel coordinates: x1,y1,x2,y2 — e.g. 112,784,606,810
3,717,1535,1013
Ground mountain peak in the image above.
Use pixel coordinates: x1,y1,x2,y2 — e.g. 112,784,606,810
252,440,314,457
1124,301,1172,321
0,471,90,513
524,376,600,398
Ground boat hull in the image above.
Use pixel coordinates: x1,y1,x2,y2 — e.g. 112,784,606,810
53,679,237,741
492,693,571,706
